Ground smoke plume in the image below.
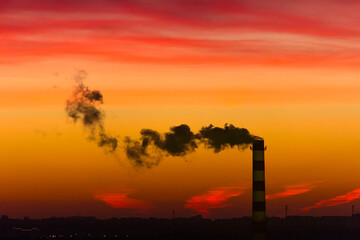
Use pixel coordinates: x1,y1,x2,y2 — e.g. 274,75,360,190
124,124,261,168
65,70,118,152
65,71,261,168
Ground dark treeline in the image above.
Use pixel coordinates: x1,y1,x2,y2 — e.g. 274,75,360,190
2,215,360,240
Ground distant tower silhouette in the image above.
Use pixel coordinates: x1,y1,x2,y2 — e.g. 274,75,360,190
173,210,176,219
352,205,355,226
251,139,267,240
285,205,288,225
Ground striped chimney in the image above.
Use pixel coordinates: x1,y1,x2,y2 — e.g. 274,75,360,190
251,139,267,240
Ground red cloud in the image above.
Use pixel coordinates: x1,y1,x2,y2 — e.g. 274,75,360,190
266,182,319,200
1,0,360,67
1,0,358,37
94,191,151,209
185,187,245,213
302,188,360,212
1,0,359,36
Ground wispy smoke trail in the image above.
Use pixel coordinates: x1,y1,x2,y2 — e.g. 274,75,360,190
124,135,163,169
65,70,118,152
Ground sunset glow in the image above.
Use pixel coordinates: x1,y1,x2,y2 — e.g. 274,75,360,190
1,0,360,219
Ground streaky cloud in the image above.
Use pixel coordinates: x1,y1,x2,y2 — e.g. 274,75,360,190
94,191,151,209
266,182,321,200
302,188,360,212
185,187,246,214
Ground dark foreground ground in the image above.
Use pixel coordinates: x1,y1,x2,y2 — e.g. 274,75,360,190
1,215,360,240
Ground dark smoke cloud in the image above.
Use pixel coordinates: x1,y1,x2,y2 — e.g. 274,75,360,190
124,123,260,168
65,70,118,152
124,124,197,168
197,124,262,152
162,124,197,156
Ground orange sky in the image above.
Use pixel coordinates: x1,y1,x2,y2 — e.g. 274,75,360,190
1,0,360,219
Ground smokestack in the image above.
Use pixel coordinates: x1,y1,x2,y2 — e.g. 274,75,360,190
251,139,266,240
